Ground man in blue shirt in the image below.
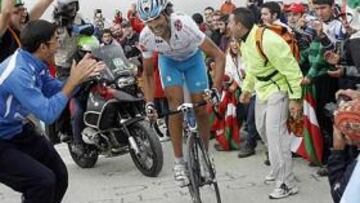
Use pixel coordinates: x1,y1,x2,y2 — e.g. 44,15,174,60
0,20,104,203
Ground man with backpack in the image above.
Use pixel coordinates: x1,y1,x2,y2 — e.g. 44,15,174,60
229,7,303,199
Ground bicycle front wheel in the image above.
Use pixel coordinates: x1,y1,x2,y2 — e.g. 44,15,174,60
186,133,202,203
196,136,221,203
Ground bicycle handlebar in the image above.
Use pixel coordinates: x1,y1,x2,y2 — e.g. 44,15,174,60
158,100,223,120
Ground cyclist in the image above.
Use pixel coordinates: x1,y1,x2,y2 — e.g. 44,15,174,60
137,0,225,187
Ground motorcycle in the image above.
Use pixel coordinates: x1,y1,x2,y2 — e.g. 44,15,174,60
45,45,163,177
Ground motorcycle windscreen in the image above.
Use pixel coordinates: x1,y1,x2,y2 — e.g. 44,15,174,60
92,45,132,81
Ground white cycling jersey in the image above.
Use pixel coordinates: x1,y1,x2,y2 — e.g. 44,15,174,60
139,12,206,61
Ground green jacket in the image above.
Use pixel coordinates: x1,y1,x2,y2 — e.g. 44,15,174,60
299,38,333,79
241,25,303,102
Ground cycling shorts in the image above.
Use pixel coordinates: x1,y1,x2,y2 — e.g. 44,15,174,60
158,49,209,94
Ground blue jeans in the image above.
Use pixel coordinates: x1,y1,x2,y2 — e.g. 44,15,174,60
246,96,259,149
69,97,85,145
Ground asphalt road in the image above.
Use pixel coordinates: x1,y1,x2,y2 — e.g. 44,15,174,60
0,140,332,203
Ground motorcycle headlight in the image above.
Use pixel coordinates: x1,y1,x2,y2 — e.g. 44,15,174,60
129,63,138,75
117,76,135,88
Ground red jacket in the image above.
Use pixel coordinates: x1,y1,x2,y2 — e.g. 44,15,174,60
127,11,145,33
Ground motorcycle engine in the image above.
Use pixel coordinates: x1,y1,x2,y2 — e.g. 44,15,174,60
81,127,99,145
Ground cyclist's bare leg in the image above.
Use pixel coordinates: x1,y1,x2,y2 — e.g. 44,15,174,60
164,86,184,158
191,93,211,150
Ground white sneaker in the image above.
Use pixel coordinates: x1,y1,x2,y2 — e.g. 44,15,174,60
173,163,189,187
268,184,299,199
264,173,276,182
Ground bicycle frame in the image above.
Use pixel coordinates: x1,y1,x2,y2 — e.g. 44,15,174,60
162,101,221,203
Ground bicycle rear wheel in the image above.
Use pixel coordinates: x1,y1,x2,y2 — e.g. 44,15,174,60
186,133,202,203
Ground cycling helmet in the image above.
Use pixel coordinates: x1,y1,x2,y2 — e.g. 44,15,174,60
137,0,169,22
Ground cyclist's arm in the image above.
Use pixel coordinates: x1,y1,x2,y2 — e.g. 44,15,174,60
199,37,225,91
0,0,13,37
29,0,54,21
142,57,155,103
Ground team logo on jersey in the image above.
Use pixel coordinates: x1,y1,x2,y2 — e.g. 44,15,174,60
174,19,183,31
155,39,163,43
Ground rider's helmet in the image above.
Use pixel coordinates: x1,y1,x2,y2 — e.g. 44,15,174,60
57,0,79,11
136,0,169,22
56,0,79,19
75,35,100,62
53,0,79,27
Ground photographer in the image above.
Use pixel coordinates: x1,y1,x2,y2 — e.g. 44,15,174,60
127,3,144,33
325,9,360,90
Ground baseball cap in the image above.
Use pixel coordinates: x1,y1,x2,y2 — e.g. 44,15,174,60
285,3,305,14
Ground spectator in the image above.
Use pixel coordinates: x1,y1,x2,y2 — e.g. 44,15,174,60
210,10,223,46
93,9,105,30
100,28,120,46
325,14,360,92
127,3,144,33
328,93,360,203
111,23,124,43
203,6,215,37
260,1,284,26
285,3,305,28
0,0,55,63
113,9,123,24
192,13,207,32
246,0,262,24
229,7,303,199
220,0,236,15
219,14,230,51
120,20,141,61
311,0,343,175
204,6,214,27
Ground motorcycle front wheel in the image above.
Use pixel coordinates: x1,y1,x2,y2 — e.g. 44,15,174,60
129,120,163,177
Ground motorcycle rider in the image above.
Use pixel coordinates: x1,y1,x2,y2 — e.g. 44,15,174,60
53,0,99,155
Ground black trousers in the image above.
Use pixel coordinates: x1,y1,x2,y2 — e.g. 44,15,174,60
0,125,68,203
